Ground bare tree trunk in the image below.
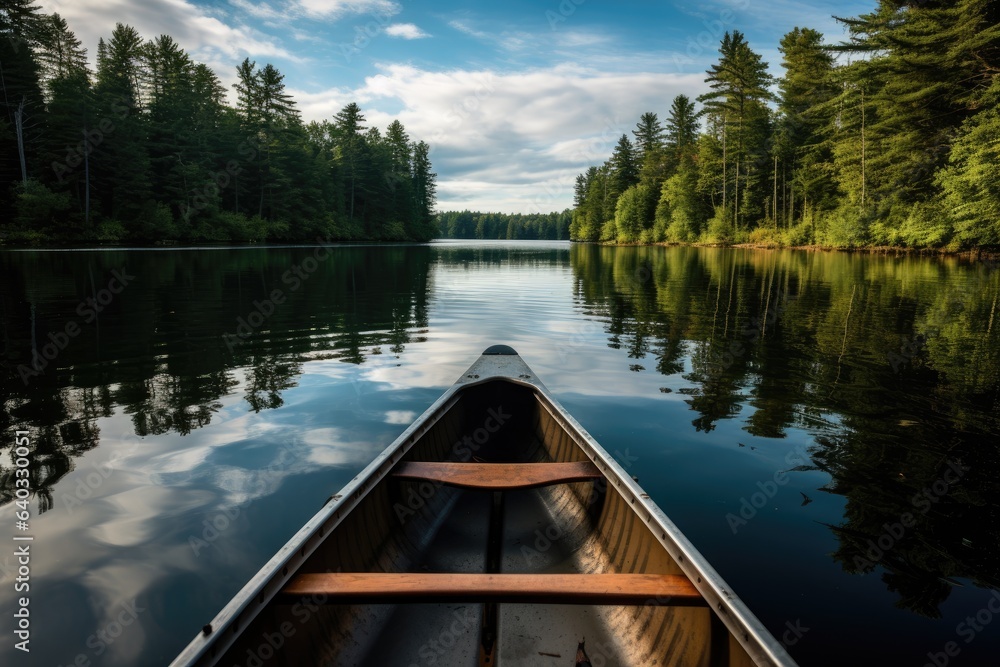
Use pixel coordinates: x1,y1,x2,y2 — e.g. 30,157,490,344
861,88,866,208
15,96,28,184
721,120,727,213
773,155,778,225
84,126,90,226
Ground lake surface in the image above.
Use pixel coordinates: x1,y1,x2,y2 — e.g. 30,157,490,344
1,240,998,666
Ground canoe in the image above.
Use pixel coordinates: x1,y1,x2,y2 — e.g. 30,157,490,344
171,345,798,666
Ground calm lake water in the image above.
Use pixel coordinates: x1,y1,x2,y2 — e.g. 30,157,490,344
1,240,998,666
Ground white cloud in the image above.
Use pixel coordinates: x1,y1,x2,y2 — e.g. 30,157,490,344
448,19,531,52
295,0,399,19
385,23,430,39
291,64,707,213
228,0,286,22
40,0,299,69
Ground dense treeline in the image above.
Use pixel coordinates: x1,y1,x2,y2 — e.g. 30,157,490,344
438,209,571,240
0,0,437,244
572,1,1000,250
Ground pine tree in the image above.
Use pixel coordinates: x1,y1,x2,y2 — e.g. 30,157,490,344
698,31,775,232
632,112,664,161
665,95,699,159
609,134,639,199
411,140,437,240
776,28,836,227
92,24,152,231
35,13,88,92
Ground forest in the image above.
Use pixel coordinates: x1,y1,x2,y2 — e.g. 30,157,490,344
571,1,1000,250
0,0,438,244
437,209,572,240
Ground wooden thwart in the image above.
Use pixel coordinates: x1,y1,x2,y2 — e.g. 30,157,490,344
279,573,706,606
391,461,602,490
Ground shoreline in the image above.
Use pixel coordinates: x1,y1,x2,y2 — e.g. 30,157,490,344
584,240,1000,262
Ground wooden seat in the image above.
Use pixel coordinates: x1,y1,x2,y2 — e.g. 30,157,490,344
278,573,706,606
391,461,602,490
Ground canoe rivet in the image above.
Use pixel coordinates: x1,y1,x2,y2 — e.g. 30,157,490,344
282,566,288,576
697,577,702,583
202,624,213,635
744,632,750,642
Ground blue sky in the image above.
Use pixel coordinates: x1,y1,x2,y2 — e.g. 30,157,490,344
39,0,875,213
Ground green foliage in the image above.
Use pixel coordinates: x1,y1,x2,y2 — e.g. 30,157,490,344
614,184,650,243
0,13,437,245
12,178,70,233
569,3,1000,251
936,79,1000,248
702,206,734,244
658,157,705,243
438,210,571,240
819,205,869,248
95,218,126,242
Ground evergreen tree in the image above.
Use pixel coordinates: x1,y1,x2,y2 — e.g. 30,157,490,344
937,78,1000,248
35,13,88,90
609,134,639,198
632,112,664,160
698,31,775,233
410,140,437,240
776,27,836,227
665,95,699,159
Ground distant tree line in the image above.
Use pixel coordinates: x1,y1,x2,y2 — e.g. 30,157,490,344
0,0,437,244
438,209,571,240
572,1,1000,250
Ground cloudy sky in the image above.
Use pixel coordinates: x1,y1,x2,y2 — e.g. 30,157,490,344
38,0,875,213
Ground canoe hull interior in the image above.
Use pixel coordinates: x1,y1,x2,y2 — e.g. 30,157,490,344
183,376,779,667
